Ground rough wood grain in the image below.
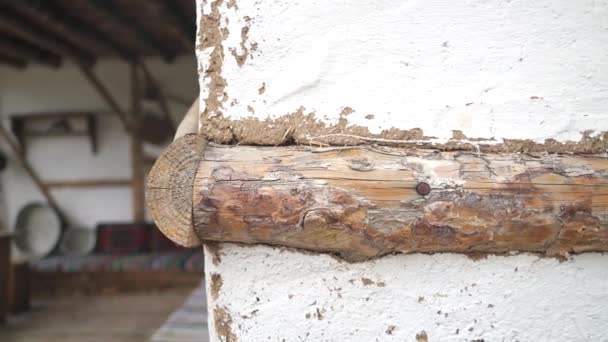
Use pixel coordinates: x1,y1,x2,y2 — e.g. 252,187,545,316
191,145,608,261
146,134,206,247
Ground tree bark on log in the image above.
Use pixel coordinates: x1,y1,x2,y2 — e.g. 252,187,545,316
147,135,608,261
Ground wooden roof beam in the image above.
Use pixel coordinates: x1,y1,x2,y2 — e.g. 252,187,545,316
0,35,62,68
130,0,193,51
164,0,197,43
90,0,176,62
0,6,94,66
0,53,27,70
0,0,132,61
174,0,197,24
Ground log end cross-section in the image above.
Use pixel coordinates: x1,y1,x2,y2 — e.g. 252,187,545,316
146,134,206,247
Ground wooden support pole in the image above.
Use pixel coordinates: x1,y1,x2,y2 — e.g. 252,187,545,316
147,138,608,261
0,124,64,220
79,65,129,130
139,61,176,132
130,62,145,223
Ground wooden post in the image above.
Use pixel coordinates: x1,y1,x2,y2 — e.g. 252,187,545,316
130,63,145,223
0,234,10,323
139,61,176,132
147,138,608,261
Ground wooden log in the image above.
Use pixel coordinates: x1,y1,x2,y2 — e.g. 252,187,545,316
130,63,145,223
147,140,608,261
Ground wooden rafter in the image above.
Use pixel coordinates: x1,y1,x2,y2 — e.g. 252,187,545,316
164,0,197,43
0,53,27,70
0,0,118,58
0,34,61,68
120,0,193,51
0,0,195,66
174,0,197,25
89,0,175,62
0,3,94,66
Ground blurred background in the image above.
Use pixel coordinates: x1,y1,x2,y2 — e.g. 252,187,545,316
0,1,208,341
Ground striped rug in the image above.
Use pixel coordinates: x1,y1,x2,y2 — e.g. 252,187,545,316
150,281,210,342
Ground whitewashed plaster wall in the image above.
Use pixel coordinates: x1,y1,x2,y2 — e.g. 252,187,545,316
197,0,608,341
206,244,608,342
0,56,198,231
198,0,608,146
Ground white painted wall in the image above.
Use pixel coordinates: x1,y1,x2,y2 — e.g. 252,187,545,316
199,0,608,144
0,56,198,232
206,244,608,342
197,0,608,340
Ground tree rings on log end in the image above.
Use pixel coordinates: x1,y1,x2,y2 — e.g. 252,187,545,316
146,134,206,247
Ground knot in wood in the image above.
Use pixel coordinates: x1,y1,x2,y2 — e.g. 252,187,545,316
349,158,375,171
303,211,330,230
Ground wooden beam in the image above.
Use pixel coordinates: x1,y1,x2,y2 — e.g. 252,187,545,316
147,139,608,261
174,0,197,25
134,0,193,51
139,61,176,132
52,0,143,60
0,53,27,69
130,63,145,222
163,0,197,43
89,0,175,62
44,179,132,189
0,35,62,68
0,0,123,59
0,124,64,221
0,4,94,66
0,235,9,323
79,66,129,130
